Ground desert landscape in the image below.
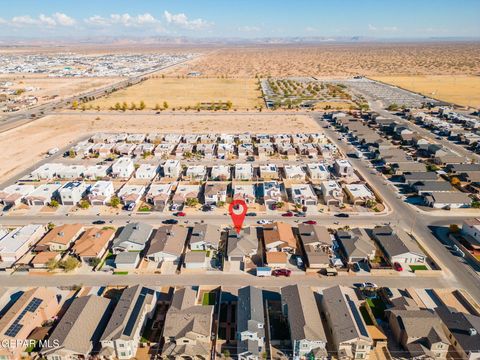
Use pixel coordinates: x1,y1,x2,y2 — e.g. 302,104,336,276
170,43,480,77
0,112,319,182
88,77,263,110
371,75,480,108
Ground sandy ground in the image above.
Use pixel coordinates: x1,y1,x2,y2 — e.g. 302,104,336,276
371,75,480,108
87,77,263,110
0,112,319,183
1,74,120,104
169,43,480,77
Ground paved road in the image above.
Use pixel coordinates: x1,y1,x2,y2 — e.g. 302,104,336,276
0,272,452,289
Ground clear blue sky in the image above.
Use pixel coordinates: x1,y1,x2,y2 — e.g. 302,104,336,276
0,0,479,39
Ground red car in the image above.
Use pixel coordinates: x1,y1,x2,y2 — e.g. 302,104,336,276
393,262,403,271
282,212,294,217
272,269,292,277
303,220,317,225
174,211,186,217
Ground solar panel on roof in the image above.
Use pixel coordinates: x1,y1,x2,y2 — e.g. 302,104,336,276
5,323,23,337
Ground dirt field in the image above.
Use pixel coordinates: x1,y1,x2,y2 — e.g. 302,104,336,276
170,43,480,77
0,74,120,104
370,75,480,108
0,112,319,183
87,77,263,110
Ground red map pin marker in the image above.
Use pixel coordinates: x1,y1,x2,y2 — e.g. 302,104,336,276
229,199,247,234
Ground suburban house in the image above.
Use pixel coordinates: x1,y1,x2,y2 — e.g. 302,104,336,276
161,287,214,358
299,224,333,270
265,251,288,268
83,164,110,180
163,160,182,178
461,218,480,254
24,183,62,206
172,184,201,208
145,183,175,211
306,163,330,182
58,181,90,206
0,288,59,359
35,224,84,252
226,227,259,271
344,183,375,205
56,165,87,180
145,225,188,264
387,303,449,359
321,285,373,359
290,184,318,207
0,184,35,206
403,172,438,186
185,165,207,181
135,163,158,180
235,163,254,180
154,143,175,157
99,286,157,360
320,180,344,206
424,192,472,209
371,226,426,264
117,184,146,206
334,159,354,177
114,252,140,270
111,158,135,178
336,228,376,264
30,163,63,180
393,162,427,175
259,164,279,180
112,222,153,253
262,181,284,210
71,227,115,265
263,222,297,253
189,224,222,251
40,295,111,360
237,286,266,359
436,306,480,360
88,181,115,205
210,165,231,180
281,285,328,359
233,184,256,205
283,165,306,181
183,251,208,270
0,224,45,267
30,251,61,269
204,182,227,205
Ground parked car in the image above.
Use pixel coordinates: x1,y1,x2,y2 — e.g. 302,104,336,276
303,220,317,225
393,262,403,271
294,212,306,217
335,213,349,218
246,212,257,217
163,219,178,225
257,219,272,225
352,263,360,272
174,211,186,217
272,269,292,277
124,203,135,211
295,256,304,268
92,220,106,225
282,212,294,217
361,282,378,289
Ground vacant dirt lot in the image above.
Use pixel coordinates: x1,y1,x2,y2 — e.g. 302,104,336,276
171,43,480,77
371,75,480,108
0,74,120,104
0,112,319,183
88,77,263,110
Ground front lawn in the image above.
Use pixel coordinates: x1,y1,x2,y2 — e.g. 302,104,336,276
202,292,216,305
366,297,386,319
113,271,129,275
410,264,428,272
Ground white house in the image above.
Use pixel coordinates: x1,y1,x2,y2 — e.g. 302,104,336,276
83,165,110,180
58,182,90,206
306,163,330,181
153,143,175,158
163,160,182,178
344,183,375,205
30,163,63,180
185,165,207,181
320,180,344,206
135,163,158,180
262,181,283,210
146,183,175,210
259,164,279,180
334,159,354,177
0,184,35,206
118,184,146,205
24,183,62,206
210,165,231,180
189,224,222,251
172,184,200,208
204,182,228,205
233,184,256,204
88,181,115,205
291,184,318,207
462,218,480,244
283,165,306,181
0,224,45,266
56,165,87,180
235,163,254,180
111,158,135,178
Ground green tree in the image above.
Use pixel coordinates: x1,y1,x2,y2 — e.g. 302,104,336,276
471,200,480,209
89,257,101,268
163,101,169,109
68,149,75,158
78,200,90,209
226,100,233,110
275,201,285,209
121,102,128,111
386,103,399,111
46,258,58,271
185,198,199,207
50,199,59,208
139,100,146,110
59,257,80,272
71,100,78,110
109,196,120,208
129,102,137,110
449,224,460,233
47,222,55,230
114,102,121,111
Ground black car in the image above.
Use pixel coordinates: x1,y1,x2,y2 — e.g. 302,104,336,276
92,220,106,225
246,212,257,217
163,219,178,225
334,213,349,218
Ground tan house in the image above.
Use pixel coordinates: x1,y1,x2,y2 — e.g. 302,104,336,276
72,227,115,264
263,222,297,253
35,224,84,252
31,251,61,269
266,251,288,267
0,288,60,359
